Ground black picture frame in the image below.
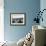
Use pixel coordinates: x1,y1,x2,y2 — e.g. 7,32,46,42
10,13,26,26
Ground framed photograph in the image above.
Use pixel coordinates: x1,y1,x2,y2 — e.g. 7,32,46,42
10,13,26,26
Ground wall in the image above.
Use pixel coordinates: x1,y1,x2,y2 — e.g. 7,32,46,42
4,0,40,42
40,0,46,27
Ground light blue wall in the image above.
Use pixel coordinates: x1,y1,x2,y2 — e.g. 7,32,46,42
40,0,46,27
4,0,40,42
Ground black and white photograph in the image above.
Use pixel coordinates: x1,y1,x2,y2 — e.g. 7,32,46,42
10,13,26,26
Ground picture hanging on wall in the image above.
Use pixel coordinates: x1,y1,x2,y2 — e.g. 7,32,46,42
10,13,26,26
